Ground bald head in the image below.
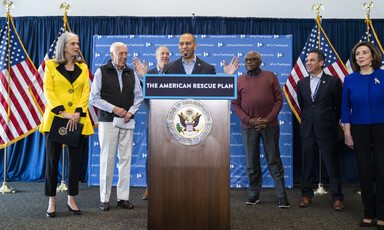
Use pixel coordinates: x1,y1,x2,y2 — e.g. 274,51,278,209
155,46,170,70
244,51,262,74
178,33,197,63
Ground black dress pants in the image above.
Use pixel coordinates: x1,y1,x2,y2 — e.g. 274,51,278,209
301,127,343,201
351,123,384,220
44,134,84,196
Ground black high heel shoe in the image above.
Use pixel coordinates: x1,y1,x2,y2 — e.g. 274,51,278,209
66,203,82,215
376,222,384,230
360,219,375,227
46,211,56,218
46,204,56,218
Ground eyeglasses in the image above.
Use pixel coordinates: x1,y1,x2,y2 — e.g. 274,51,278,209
244,58,259,62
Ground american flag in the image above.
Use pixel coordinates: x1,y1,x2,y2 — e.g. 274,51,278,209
33,23,98,127
0,16,42,148
345,19,384,74
283,21,348,121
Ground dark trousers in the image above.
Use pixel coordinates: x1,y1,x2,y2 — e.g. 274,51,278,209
300,128,343,201
241,126,286,199
44,134,84,196
351,123,384,220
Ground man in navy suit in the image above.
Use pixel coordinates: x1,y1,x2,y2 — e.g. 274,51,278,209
163,33,216,74
134,33,239,75
296,49,344,210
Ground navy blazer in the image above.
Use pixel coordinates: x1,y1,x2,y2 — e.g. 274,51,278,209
163,57,216,74
297,73,342,139
147,67,159,74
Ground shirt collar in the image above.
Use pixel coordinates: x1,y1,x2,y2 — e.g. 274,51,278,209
247,68,261,76
111,61,126,72
310,71,323,80
182,55,197,65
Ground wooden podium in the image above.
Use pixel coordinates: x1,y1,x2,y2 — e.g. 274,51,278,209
144,75,236,230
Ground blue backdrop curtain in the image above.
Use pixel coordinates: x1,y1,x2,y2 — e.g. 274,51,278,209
1,16,383,183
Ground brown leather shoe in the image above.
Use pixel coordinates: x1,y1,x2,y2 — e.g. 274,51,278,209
116,200,134,209
333,200,344,211
299,197,312,207
142,188,148,200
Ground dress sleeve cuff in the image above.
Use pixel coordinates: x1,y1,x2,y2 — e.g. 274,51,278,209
75,107,87,117
51,105,65,115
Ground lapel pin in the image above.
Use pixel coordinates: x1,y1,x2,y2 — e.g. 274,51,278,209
375,78,380,84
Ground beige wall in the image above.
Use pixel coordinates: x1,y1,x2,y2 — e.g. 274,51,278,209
2,0,383,19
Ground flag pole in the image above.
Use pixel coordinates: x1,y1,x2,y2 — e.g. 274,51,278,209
363,1,374,43
0,0,16,195
60,2,71,32
311,3,328,195
0,147,15,194
54,3,72,192
57,145,68,192
61,3,86,61
353,1,376,196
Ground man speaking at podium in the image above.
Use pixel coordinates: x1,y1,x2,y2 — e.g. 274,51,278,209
163,33,239,75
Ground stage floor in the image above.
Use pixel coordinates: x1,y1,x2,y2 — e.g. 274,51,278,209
0,182,364,229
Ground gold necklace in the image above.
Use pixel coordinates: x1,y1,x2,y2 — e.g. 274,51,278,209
360,69,374,75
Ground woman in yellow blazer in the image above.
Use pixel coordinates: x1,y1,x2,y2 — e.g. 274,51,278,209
40,32,94,218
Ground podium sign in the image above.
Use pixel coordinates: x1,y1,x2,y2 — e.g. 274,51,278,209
143,74,236,99
146,75,235,230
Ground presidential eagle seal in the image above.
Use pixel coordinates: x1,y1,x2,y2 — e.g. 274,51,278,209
167,100,212,146
58,127,67,136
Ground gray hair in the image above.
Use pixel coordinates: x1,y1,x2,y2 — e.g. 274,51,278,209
54,32,83,64
110,42,127,55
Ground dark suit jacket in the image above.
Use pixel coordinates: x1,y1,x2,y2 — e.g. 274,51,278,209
297,73,342,139
147,67,158,74
163,57,216,74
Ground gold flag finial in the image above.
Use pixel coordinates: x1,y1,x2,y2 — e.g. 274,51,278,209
311,3,324,18
363,1,374,19
60,2,71,16
2,0,14,15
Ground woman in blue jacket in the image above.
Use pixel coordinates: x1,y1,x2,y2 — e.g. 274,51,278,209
341,41,384,229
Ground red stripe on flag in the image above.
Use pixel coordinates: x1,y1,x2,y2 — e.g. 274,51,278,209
8,69,36,131
7,107,25,137
283,85,302,118
41,60,46,72
13,63,41,125
0,117,15,145
29,59,44,89
326,65,338,78
0,70,10,109
339,61,349,76
26,60,45,111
